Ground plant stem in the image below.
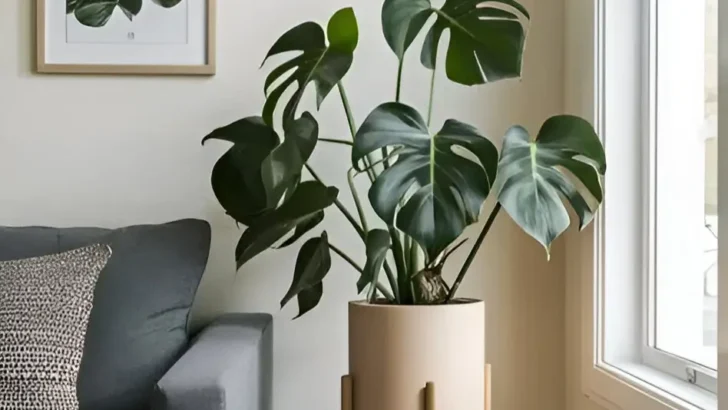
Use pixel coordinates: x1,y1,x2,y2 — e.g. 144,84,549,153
330,243,394,301
409,239,420,275
390,227,411,304
320,138,353,146
347,169,369,233
427,67,437,127
447,203,502,302
305,164,364,239
338,84,377,183
396,60,404,102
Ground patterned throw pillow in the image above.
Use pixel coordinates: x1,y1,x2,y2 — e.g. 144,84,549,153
0,244,111,410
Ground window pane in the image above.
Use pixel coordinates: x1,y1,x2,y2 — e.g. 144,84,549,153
653,0,718,370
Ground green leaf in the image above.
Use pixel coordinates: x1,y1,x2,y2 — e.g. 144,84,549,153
203,117,280,225
260,112,319,208
295,283,323,319
281,232,331,317
261,8,359,126
356,230,392,296
381,0,433,60
152,0,183,8
235,181,339,268
75,0,117,27
425,0,528,85
67,0,83,14
118,0,141,20
278,211,324,248
352,102,498,261
497,115,606,256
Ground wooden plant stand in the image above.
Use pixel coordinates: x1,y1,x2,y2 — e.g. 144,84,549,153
341,364,492,410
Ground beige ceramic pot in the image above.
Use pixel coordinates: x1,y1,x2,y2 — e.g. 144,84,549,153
348,300,486,410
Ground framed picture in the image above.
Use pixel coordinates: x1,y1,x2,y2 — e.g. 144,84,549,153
36,0,216,75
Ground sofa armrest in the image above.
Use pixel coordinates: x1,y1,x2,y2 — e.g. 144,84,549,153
152,313,273,410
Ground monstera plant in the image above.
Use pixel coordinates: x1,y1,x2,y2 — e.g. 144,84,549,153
67,0,183,27
203,0,606,316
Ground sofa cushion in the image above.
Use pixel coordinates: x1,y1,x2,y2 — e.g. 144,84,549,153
0,245,111,410
0,220,211,410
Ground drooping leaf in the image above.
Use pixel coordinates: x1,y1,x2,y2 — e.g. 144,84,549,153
497,115,606,256
202,117,280,225
235,181,339,268
281,233,331,315
260,112,319,208
261,8,359,126
381,0,433,60
421,0,529,85
356,230,391,296
352,102,498,261
74,0,117,27
295,283,323,319
278,211,324,248
118,0,141,21
152,0,183,8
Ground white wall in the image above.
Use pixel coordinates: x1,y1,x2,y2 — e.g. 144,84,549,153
0,1,567,409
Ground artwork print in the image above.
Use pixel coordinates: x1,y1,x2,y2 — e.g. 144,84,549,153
66,0,189,45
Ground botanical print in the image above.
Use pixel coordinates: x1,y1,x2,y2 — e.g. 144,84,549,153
67,0,183,28
65,0,189,45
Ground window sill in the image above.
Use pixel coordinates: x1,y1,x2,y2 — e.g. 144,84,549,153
594,362,716,410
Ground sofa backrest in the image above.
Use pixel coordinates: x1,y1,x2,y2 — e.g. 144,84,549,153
0,219,211,410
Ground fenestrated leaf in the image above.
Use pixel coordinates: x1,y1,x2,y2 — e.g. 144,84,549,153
497,115,606,256
235,181,339,268
352,102,498,261
356,230,391,296
421,0,529,85
278,211,324,248
262,8,359,126
75,0,117,27
152,0,183,8
382,0,433,60
281,232,331,315
202,117,280,225
260,112,319,208
381,0,529,85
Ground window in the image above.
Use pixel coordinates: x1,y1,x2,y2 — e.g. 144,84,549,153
568,0,720,409
644,0,719,386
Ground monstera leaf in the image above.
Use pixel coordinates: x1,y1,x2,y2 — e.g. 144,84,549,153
281,232,331,318
67,0,82,13
381,0,529,86
262,8,359,126
352,102,498,261
202,117,280,225
497,115,606,256
260,113,319,208
356,230,391,296
235,181,339,268
74,0,143,26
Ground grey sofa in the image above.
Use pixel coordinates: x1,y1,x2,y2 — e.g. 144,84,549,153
0,219,272,410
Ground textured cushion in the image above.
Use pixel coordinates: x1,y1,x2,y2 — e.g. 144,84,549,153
0,244,111,410
0,220,212,410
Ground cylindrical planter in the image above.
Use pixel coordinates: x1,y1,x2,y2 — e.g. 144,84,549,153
348,300,485,410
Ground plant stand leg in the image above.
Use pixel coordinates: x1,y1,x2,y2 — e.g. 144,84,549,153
342,375,353,410
425,382,436,410
485,364,492,410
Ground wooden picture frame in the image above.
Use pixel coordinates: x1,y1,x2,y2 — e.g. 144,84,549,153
36,0,216,76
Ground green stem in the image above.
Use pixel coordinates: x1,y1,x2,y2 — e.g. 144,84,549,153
320,138,353,146
347,169,369,233
409,239,420,275
330,243,394,301
338,83,378,183
390,227,411,304
427,67,437,127
447,203,502,302
357,148,403,174
396,60,404,102
305,164,364,239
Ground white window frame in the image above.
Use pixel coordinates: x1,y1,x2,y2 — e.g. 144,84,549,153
565,0,720,409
